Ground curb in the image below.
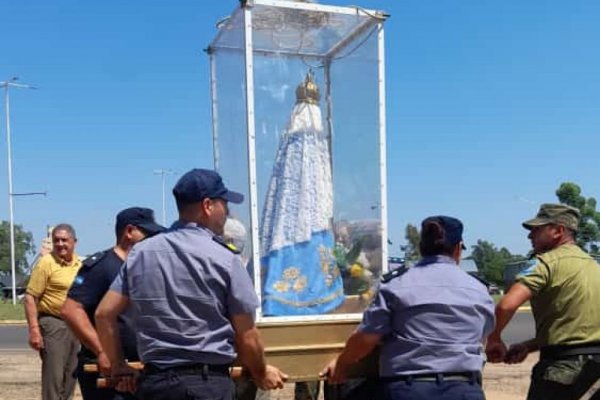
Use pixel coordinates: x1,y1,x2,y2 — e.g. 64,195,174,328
517,306,531,312
0,320,27,325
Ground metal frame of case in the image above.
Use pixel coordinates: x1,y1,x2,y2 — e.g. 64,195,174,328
207,0,389,380
208,2,388,372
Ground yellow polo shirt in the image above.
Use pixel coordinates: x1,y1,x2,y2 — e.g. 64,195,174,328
26,253,82,317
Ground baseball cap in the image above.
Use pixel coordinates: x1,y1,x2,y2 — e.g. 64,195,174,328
422,215,467,250
522,203,580,231
116,207,165,236
172,168,244,205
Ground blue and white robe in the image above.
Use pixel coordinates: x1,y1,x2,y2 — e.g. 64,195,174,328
260,101,344,316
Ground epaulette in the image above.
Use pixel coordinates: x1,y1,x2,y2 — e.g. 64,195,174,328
381,265,408,283
213,236,241,254
82,250,109,268
467,272,490,288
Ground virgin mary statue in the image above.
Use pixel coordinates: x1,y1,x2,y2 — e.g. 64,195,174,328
260,72,344,316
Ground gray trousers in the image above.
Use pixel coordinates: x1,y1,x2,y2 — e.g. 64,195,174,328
39,314,80,400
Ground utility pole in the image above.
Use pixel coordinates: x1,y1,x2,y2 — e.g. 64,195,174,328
1,77,39,305
153,169,175,226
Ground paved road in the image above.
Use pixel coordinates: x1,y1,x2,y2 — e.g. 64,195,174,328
0,311,535,351
0,324,30,351
502,310,535,344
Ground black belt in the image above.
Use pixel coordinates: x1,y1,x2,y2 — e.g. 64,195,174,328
144,363,230,376
381,371,481,384
38,312,62,320
540,343,600,360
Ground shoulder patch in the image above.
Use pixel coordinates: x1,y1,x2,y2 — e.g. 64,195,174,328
381,265,408,283
213,236,241,254
82,250,109,269
72,275,85,286
519,258,539,277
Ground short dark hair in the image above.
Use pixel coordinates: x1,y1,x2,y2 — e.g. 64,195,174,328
52,223,77,240
115,224,127,240
175,198,199,213
115,224,150,240
419,219,455,257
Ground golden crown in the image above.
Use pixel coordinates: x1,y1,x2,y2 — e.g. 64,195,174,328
295,72,320,105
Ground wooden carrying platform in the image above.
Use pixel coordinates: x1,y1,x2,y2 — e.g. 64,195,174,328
256,318,378,381
89,299,379,386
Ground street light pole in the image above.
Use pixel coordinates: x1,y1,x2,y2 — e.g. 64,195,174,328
153,169,174,226
4,81,16,306
1,77,37,305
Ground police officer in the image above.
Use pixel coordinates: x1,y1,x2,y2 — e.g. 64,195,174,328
95,168,287,400
486,203,600,400
61,207,165,400
321,215,495,400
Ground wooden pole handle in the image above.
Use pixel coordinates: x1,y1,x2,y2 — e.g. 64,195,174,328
95,366,245,388
83,361,143,373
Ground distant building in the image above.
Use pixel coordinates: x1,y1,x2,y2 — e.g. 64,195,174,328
0,226,55,302
40,225,53,256
458,259,502,293
388,256,404,270
503,259,530,289
459,258,478,273
0,272,28,301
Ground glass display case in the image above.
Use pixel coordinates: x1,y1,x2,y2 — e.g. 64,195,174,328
207,0,389,324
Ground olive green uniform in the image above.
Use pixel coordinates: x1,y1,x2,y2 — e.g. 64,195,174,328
517,244,600,400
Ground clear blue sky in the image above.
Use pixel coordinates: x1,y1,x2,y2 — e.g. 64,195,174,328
1,0,599,259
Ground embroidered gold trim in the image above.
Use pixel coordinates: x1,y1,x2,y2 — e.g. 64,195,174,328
273,266,308,294
264,287,345,307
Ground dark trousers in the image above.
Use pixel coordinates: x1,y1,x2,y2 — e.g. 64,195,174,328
234,377,270,400
527,355,600,400
137,369,233,400
39,315,80,400
381,380,484,400
324,379,381,400
294,379,380,400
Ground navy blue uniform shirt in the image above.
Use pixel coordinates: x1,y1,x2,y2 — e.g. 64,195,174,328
68,249,138,360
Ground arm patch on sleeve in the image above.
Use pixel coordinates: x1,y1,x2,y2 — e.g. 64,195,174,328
518,258,539,278
71,250,109,288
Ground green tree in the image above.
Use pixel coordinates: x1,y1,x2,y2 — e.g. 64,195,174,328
555,182,600,253
470,240,524,285
403,223,420,263
0,221,36,274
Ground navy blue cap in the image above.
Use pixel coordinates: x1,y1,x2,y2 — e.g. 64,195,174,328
172,168,244,205
116,207,165,236
422,215,466,250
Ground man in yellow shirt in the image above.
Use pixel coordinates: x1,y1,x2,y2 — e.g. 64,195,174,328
486,204,600,400
24,224,82,400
